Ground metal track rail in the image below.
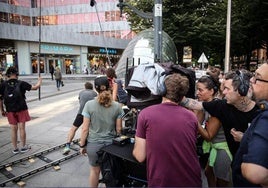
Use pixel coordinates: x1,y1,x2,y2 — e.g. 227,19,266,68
0,139,79,170
0,152,80,187
0,139,80,187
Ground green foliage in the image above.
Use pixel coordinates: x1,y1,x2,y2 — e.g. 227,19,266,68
121,0,268,68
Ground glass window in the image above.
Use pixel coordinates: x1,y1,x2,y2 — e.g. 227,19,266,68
21,15,31,26
0,12,8,23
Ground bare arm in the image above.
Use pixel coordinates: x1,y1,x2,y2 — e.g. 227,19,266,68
198,116,222,141
132,136,146,163
31,77,42,90
0,99,6,116
180,96,204,111
80,116,90,155
241,163,268,186
112,82,118,101
115,118,122,135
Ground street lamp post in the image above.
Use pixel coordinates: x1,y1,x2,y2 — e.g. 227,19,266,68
117,0,163,63
224,0,231,73
153,0,162,62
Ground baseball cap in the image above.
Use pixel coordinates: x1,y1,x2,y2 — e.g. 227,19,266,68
94,76,109,92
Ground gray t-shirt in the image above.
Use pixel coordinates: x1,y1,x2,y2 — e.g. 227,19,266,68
82,99,124,143
77,89,97,114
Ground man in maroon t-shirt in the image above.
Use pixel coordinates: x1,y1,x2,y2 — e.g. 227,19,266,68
133,74,202,187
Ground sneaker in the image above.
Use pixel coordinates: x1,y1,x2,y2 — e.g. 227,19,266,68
21,146,30,153
12,148,19,154
63,146,70,155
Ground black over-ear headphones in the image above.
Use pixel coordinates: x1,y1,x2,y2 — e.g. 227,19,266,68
236,70,249,96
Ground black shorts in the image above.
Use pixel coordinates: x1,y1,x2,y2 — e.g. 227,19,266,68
73,114,83,128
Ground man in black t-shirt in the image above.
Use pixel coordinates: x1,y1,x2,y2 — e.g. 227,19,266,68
0,66,42,154
181,70,260,157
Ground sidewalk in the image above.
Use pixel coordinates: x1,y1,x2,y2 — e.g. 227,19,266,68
20,73,98,102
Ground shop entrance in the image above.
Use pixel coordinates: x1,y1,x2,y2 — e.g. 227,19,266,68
47,58,62,73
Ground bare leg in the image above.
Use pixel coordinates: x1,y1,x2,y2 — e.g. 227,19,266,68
67,126,78,143
18,122,26,147
10,124,18,149
89,166,101,187
205,164,216,187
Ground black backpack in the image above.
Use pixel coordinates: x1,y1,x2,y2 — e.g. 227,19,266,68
3,80,25,112
97,150,123,186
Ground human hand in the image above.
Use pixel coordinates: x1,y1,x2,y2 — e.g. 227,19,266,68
80,148,87,156
38,77,43,83
230,128,244,142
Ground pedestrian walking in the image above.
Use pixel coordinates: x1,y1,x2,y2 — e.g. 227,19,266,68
70,64,75,74
49,64,54,80
133,73,202,187
54,66,62,91
0,66,42,154
232,63,268,187
79,76,124,187
62,82,97,155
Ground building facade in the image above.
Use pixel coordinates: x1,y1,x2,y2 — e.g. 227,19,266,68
0,0,134,75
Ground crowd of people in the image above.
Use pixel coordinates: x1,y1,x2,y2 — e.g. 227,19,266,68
133,64,268,187
0,63,267,187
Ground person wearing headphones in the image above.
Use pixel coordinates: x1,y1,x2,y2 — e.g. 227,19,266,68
133,73,202,187
181,70,259,157
79,76,124,187
180,70,260,186
232,63,268,187
0,66,42,154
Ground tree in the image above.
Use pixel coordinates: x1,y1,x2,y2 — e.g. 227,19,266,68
122,0,268,68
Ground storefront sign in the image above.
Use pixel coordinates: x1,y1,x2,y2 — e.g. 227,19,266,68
99,48,117,54
41,44,73,52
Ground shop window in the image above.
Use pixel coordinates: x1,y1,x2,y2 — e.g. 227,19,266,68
0,12,8,23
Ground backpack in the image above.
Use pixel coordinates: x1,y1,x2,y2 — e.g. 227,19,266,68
3,80,25,112
115,79,128,105
97,150,123,186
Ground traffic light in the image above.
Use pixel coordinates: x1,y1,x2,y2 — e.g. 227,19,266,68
90,0,96,7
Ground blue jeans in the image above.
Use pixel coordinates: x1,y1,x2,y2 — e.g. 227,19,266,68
56,79,61,89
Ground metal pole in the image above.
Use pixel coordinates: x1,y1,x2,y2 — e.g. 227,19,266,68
224,0,231,73
38,0,41,100
93,0,112,67
154,0,162,63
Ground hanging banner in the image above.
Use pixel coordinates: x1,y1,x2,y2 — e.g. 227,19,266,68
183,46,192,63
